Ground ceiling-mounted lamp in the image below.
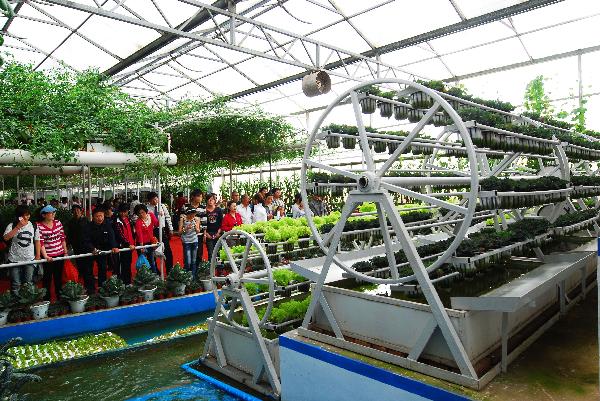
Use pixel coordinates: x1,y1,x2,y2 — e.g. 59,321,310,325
302,70,331,97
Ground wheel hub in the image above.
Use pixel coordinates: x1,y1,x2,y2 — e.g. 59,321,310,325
225,273,241,289
358,171,379,192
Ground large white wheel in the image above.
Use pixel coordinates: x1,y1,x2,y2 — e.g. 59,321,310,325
300,79,479,284
210,230,275,329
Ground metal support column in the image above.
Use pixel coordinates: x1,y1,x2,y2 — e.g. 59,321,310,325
501,312,509,373
157,171,164,280
87,166,92,219
33,175,37,206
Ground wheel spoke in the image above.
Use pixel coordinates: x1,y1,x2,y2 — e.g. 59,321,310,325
376,203,399,280
350,90,375,171
378,102,440,177
305,159,360,181
239,239,252,273
380,181,467,214
212,277,227,282
221,242,239,274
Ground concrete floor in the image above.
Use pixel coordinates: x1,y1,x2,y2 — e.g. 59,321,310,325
479,288,598,401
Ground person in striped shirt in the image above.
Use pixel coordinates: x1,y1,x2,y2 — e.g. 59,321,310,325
34,205,68,301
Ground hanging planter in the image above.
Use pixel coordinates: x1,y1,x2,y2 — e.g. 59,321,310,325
359,96,377,114
378,102,393,118
325,133,340,149
393,105,409,120
410,91,434,109
373,140,387,153
432,113,446,127
342,136,357,149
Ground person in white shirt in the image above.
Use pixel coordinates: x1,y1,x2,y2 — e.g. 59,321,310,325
291,193,306,218
3,205,38,294
236,195,253,224
146,192,174,272
252,194,270,223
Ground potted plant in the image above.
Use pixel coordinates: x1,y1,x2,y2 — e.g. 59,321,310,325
133,266,160,301
341,125,358,149
393,96,411,120
98,276,125,307
167,264,193,296
154,279,167,300
60,281,88,313
264,228,281,255
187,278,203,294
0,291,13,325
322,123,341,148
377,91,395,118
17,283,48,320
357,85,380,114
197,261,212,291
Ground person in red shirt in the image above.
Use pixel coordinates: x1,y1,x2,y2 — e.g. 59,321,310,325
134,204,159,273
221,201,243,232
113,203,136,284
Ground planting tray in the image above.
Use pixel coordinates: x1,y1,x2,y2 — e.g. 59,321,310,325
306,248,594,387
551,215,599,235
448,234,549,270
479,188,571,209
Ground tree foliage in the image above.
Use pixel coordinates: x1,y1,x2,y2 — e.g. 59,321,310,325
167,105,301,168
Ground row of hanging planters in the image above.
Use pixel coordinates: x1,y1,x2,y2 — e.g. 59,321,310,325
465,125,555,155
570,175,600,198
563,144,600,161
478,176,570,210
551,208,599,235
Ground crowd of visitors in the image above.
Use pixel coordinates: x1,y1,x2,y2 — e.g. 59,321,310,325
2,187,330,298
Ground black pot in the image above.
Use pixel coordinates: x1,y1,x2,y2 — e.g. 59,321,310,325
298,238,310,249
360,97,377,114
410,91,433,109
378,102,393,118
373,141,387,153
342,137,357,149
325,135,340,149
393,105,409,120
266,244,278,255
283,242,294,253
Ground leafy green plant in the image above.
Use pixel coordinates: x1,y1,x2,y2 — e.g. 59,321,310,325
60,281,86,302
197,261,211,279
0,337,42,399
98,276,125,298
17,283,46,306
167,264,192,286
273,269,307,287
133,266,160,290
524,75,553,117
0,292,14,312
264,228,281,243
553,209,598,227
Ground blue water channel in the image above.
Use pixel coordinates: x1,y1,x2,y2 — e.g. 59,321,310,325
21,312,256,401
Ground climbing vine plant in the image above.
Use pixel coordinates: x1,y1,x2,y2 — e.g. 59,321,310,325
523,75,553,117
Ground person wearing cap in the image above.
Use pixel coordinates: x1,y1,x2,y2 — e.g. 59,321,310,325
80,207,119,294
113,203,135,285
178,207,201,278
34,205,67,301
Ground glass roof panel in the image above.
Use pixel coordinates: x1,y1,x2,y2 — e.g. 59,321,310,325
349,0,461,48
7,17,70,55
441,37,529,77
428,21,514,55
77,16,161,60
306,21,371,54
453,0,522,18
49,34,119,71
457,57,579,108
510,0,600,32
400,58,454,80
519,15,600,59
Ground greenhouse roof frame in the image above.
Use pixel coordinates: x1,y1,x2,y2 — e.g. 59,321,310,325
3,0,600,127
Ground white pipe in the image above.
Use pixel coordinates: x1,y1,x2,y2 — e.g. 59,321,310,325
0,150,177,167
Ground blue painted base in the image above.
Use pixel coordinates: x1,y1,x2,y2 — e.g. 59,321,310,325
181,362,262,401
279,335,472,401
0,292,216,344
